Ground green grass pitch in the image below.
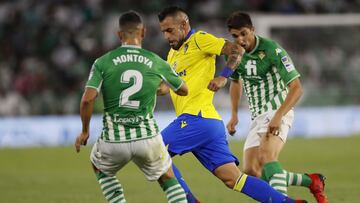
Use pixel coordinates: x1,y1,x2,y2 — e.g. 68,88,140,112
1,135,359,203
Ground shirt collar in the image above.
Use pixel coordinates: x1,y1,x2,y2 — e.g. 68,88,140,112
184,29,196,41
248,35,260,55
121,44,141,48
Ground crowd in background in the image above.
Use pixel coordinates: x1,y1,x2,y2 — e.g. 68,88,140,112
0,0,359,115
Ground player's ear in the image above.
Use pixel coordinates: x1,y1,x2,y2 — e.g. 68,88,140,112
250,26,255,33
141,27,146,39
181,20,187,28
117,31,122,41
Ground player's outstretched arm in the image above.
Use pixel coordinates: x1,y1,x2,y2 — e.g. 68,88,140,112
157,81,170,96
208,41,244,92
75,88,98,152
174,82,188,96
221,41,245,70
157,79,188,96
227,79,243,135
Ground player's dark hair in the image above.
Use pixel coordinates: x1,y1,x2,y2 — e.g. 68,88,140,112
226,12,253,30
119,10,142,29
158,6,187,22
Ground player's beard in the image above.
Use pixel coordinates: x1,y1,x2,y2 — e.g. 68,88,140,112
171,37,185,50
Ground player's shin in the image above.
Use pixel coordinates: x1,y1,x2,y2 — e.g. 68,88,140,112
172,164,199,203
160,177,188,203
95,171,126,203
233,173,303,203
262,161,288,195
285,170,312,187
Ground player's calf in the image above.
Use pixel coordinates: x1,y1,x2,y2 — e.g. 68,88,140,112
159,168,187,203
160,177,187,203
95,170,126,203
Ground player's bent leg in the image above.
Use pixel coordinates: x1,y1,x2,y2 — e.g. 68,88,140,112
213,162,241,188
213,163,307,203
92,164,126,203
158,167,188,203
243,146,262,177
259,133,288,195
161,115,208,203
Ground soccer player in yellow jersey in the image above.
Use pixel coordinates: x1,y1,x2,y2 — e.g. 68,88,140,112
157,6,306,203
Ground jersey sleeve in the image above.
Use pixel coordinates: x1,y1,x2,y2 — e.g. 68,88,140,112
86,60,103,92
194,31,225,56
272,45,300,85
157,59,183,91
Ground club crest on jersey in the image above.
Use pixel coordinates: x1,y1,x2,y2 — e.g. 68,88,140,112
184,44,189,54
258,51,266,60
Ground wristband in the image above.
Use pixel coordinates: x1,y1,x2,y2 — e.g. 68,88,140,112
220,66,234,78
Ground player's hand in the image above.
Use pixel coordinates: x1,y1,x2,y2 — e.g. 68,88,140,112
227,116,238,136
208,76,227,92
75,132,89,153
267,113,282,137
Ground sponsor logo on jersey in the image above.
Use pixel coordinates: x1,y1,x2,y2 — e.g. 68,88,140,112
112,114,144,124
245,60,257,76
275,48,282,55
177,70,186,76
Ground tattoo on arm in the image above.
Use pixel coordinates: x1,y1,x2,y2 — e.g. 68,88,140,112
221,41,243,70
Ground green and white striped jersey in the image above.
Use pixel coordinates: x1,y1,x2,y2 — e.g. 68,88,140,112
230,36,300,120
86,45,183,142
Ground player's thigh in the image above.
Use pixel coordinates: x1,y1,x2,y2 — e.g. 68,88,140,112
192,123,239,173
132,135,172,181
257,110,294,144
243,118,262,151
258,110,293,163
258,133,285,164
161,114,217,155
90,139,132,177
243,146,261,177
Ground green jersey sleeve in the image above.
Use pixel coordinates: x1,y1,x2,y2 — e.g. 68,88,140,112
272,45,300,85
157,59,183,91
86,60,103,92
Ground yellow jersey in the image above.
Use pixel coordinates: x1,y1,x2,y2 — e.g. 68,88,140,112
167,30,225,120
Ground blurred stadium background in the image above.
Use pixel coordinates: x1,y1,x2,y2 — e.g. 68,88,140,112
0,0,360,202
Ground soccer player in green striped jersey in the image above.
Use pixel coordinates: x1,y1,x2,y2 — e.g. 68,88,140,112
75,11,188,203
225,12,328,203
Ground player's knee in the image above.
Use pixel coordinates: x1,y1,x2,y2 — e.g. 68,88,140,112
258,149,277,165
158,167,175,183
